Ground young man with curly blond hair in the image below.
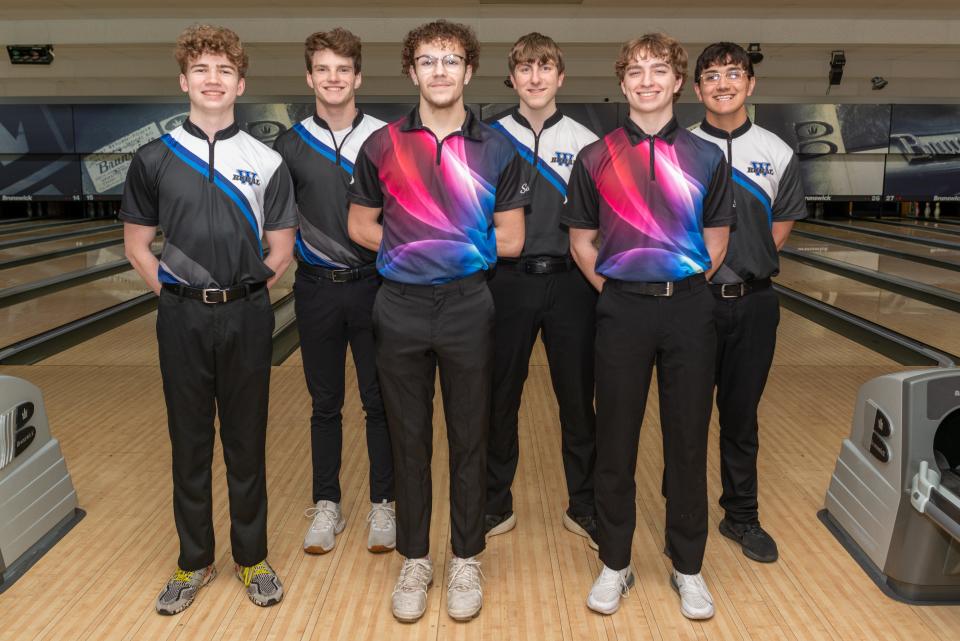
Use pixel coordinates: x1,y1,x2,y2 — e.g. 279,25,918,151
121,24,298,614
273,28,395,558
347,19,528,623
563,32,733,619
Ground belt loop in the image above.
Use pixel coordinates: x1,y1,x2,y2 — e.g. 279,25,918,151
399,283,407,296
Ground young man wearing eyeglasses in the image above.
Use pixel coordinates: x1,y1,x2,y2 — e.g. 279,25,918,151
690,42,806,564
273,28,395,558
347,20,528,623
484,32,600,548
563,33,733,619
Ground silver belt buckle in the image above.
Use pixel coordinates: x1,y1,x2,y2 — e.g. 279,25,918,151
331,270,351,282
654,281,674,297
721,283,743,299
202,288,227,304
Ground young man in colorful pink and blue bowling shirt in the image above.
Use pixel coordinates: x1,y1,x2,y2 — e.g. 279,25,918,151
347,20,528,623
691,42,806,564
563,33,733,620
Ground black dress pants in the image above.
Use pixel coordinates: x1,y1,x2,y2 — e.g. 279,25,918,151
594,276,716,575
486,265,597,517
294,266,393,504
372,272,494,559
156,286,274,570
713,285,779,524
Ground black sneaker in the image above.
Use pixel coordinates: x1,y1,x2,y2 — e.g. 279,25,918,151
484,511,517,538
563,510,599,551
718,518,779,563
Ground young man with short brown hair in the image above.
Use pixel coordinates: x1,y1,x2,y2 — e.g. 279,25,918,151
348,19,528,623
563,32,733,619
123,23,297,615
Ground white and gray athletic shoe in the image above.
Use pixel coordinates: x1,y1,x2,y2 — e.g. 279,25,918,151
236,560,284,607
303,499,345,554
446,556,483,621
367,500,397,553
586,565,634,615
155,565,217,615
392,557,433,622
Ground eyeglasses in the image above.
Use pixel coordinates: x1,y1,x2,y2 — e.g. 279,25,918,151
415,54,466,71
699,69,748,85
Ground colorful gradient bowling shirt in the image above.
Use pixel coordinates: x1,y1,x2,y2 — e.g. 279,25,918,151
348,107,530,285
562,117,735,282
120,119,298,288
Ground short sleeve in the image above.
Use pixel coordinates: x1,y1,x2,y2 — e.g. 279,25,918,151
772,155,808,221
263,161,299,230
347,136,383,208
493,151,531,212
560,155,600,230
119,152,159,226
702,157,736,228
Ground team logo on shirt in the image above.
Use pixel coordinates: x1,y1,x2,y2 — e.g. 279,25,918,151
232,169,262,186
550,152,575,168
747,161,774,177
520,182,530,194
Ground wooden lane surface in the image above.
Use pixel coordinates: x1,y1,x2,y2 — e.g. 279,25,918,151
795,223,960,265
0,229,123,263
786,236,960,293
0,219,117,244
846,219,960,243
1,245,132,289
776,258,960,356
2,307,960,640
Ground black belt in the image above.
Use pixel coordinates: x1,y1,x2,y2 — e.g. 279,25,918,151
607,273,705,297
709,278,771,299
297,262,378,283
499,255,574,275
162,281,265,304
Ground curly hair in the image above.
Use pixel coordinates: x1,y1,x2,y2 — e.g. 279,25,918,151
174,24,249,78
304,28,362,73
400,20,480,75
615,33,688,102
508,32,564,74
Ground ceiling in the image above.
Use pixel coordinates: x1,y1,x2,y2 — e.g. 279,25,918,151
1,2,958,102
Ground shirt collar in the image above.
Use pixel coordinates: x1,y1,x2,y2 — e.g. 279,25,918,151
313,108,365,132
183,118,240,141
509,106,564,133
400,105,482,141
623,116,680,146
698,117,752,140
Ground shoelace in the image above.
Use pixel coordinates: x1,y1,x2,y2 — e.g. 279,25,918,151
395,559,432,594
171,568,197,584
304,504,339,531
238,561,271,587
596,568,630,597
447,558,483,593
367,502,395,531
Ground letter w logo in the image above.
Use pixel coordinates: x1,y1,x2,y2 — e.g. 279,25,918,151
748,162,773,177
551,152,575,167
232,169,261,186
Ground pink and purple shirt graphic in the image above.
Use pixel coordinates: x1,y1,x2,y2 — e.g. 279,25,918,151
563,118,734,282
349,108,529,285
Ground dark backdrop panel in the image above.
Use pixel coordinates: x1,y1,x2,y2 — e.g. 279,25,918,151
756,104,890,154
0,154,82,201
884,154,960,200
0,105,74,154
889,105,960,157
796,154,885,201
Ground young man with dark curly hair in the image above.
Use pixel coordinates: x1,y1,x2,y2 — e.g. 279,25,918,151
273,28,395,558
347,19,528,623
485,32,600,548
121,23,297,615
563,32,733,620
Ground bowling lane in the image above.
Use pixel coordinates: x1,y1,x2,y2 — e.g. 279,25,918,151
786,236,960,293
878,218,960,237
0,218,118,243
1,237,162,289
775,257,960,357
795,221,960,265
0,228,123,263
43,270,295,366
0,218,79,235
837,218,960,244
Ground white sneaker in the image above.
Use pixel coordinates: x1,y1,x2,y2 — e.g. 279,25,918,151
446,556,483,621
671,570,715,620
587,565,634,615
303,500,345,554
392,557,433,622
367,500,397,553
